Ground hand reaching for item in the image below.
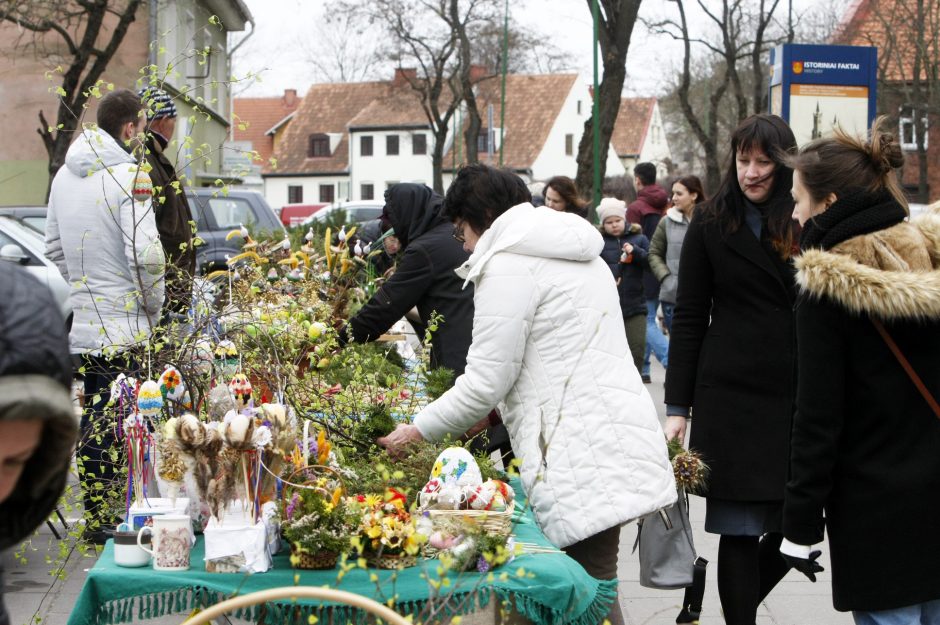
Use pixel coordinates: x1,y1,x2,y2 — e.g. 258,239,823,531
377,423,425,458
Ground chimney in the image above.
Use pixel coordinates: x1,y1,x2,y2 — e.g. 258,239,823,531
392,67,417,87
283,89,297,107
469,64,489,83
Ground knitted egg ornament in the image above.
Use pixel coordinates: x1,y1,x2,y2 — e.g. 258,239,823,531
159,365,186,402
131,171,153,203
229,373,253,410
137,380,164,417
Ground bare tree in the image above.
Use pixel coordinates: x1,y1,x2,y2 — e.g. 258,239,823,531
645,0,787,191
296,11,387,83
852,0,940,202
0,0,143,196
574,0,643,209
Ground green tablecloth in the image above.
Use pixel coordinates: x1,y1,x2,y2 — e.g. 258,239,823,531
67,480,616,625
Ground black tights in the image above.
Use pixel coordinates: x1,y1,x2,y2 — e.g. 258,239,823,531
717,533,791,625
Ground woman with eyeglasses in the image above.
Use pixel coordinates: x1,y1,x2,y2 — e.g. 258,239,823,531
379,163,676,625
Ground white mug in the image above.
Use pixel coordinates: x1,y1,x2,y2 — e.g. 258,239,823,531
114,530,151,567
137,514,191,571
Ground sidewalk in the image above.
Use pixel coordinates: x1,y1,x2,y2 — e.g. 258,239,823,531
617,362,852,625
4,361,852,625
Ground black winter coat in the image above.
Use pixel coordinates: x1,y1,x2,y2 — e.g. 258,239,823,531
346,184,473,375
783,208,940,612
145,135,196,313
664,213,797,501
599,225,648,318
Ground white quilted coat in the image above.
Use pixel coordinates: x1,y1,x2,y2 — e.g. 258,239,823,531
414,203,676,548
46,128,165,354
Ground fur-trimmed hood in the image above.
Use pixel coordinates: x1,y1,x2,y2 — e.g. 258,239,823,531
796,207,940,320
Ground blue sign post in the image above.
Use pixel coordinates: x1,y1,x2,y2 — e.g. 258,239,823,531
769,43,878,144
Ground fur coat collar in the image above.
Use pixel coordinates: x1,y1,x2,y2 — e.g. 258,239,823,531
796,207,940,321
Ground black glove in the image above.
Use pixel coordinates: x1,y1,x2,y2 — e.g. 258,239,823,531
782,550,824,582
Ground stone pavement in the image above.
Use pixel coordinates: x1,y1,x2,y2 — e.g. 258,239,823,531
3,361,854,625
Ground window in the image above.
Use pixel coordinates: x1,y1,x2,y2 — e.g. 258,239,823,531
360,135,373,156
361,183,374,200
477,128,490,154
386,134,399,155
205,198,255,229
577,100,582,115
412,133,427,155
899,107,928,151
319,184,335,203
287,185,303,204
565,134,574,156
307,134,330,158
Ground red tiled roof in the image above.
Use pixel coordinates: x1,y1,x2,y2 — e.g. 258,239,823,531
267,81,392,175
833,0,940,83
443,73,580,171
611,97,655,157
233,90,300,165
347,89,432,129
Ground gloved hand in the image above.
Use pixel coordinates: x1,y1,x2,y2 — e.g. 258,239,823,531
782,550,825,582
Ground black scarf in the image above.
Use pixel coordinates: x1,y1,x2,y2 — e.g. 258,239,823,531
800,187,907,251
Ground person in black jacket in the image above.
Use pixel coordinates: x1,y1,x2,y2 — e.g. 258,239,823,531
0,265,78,625
596,197,648,373
663,114,798,625
339,183,473,376
782,119,940,621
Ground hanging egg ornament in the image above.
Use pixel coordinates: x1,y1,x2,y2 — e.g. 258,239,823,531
354,241,363,257
215,339,238,360
159,365,186,402
137,380,164,417
337,226,347,243
229,373,253,410
281,236,291,251
239,223,249,239
304,227,314,243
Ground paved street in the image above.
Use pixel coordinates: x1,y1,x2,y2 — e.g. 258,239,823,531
3,361,853,625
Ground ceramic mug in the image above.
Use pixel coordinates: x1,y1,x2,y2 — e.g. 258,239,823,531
114,530,151,567
137,514,191,571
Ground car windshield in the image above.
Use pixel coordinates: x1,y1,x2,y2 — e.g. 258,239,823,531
203,197,257,229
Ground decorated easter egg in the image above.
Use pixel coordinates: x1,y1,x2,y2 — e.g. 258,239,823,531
192,339,214,375
159,365,186,402
428,447,482,490
137,380,163,417
215,339,238,360
468,479,514,511
228,373,253,409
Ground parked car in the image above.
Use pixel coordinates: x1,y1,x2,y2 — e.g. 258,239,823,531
185,189,285,274
279,203,328,227
0,205,46,235
301,200,385,226
0,215,71,322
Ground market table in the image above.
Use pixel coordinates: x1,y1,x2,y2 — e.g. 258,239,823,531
67,481,617,625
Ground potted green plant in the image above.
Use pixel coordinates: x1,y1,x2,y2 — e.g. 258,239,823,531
282,485,359,570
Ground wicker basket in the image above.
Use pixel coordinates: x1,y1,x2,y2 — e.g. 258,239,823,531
290,546,338,570
426,507,513,537
367,552,417,570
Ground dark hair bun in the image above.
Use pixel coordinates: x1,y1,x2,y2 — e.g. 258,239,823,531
872,131,904,173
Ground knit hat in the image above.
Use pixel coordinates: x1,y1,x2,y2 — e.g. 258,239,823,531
596,197,626,223
138,86,177,120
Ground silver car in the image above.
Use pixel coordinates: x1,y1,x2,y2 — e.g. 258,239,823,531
0,215,71,322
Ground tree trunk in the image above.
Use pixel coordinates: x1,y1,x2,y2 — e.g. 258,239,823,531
432,128,448,193
574,0,642,213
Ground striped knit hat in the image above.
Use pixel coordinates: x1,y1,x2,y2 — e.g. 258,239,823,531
138,86,177,120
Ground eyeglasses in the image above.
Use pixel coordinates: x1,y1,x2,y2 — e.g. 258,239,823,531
452,222,466,243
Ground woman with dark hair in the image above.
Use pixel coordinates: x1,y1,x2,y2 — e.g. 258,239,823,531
379,163,676,625
663,115,799,625
782,118,940,623
543,175,589,218
648,175,706,332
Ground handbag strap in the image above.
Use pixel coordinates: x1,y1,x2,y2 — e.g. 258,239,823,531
871,318,940,419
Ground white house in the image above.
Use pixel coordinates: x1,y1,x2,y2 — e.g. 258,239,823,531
262,70,626,209
610,97,673,181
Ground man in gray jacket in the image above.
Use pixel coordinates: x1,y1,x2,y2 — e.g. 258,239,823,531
45,88,164,543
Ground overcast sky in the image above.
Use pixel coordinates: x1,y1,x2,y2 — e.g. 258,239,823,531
232,0,848,99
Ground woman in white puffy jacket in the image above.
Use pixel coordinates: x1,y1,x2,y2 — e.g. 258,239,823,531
379,164,676,625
